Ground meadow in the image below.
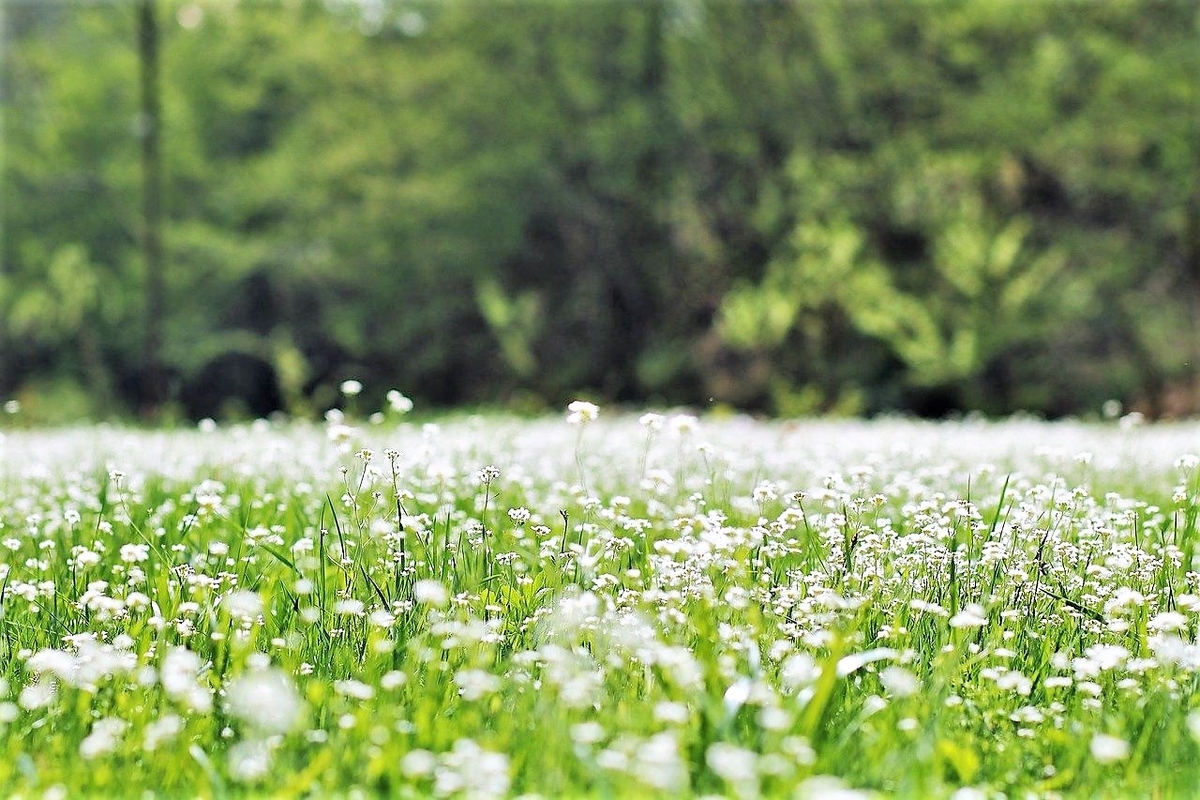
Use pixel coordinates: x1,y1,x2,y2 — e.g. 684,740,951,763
1,406,1199,798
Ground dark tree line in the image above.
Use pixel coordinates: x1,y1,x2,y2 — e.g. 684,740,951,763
3,0,1199,422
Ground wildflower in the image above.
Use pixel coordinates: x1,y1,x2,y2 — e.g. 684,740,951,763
668,413,699,436
566,400,599,425
753,481,780,503
326,422,356,448
880,666,920,698
413,579,449,607
143,714,185,751
228,739,273,782
434,739,511,798
401,749,437,777
18,682,55,710
454,668,500,701
837,647,898,677
639,412,664,431
949,604,988,629
780,653,821,691
225,666,304,735
334,679,375,700
653,701,690,724
1104,587,1146,615
1148,611,1188,633
221,590,264,620
475,464,501,484
340,379,363,397
387,390,414,414
995,670,1033,696
333,598,365,616
369,609,396,627
380,671,407,690
80,718,126,759
796,776,872,800
706,742,758,784
570,721,606,744
1090,733,1130,764
634,732,687,792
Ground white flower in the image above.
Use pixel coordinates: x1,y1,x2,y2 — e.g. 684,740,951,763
80,718,126,760
413,579,448,607
949,604,988,629
950,789,990,800
1090,733,1130,764
119,543,150,563
18,682,55,710
780,653,821,691
639,412,664,431
228,739,272,782
837,647,898,677
571,722,606,745
1104,587,1146,615
340,379,363,397
1148,611,1188,633
668,413,699,436
634,732,687,791
566,400,600,425
143,714,185,751
796,776,873,800
334,679,375,700
333,598,365,616
221,590,264,620
995,670,1032,696
400,748,436,777
326,423,356,447
161,647,212,713
225,667,304,734
387,390,414,414
380,670,407,690
706,742,757,783
369,609,396,628
474,464,501,484
654,701,690,724
879,666,920,698
435,739,510,798
454,668,500,701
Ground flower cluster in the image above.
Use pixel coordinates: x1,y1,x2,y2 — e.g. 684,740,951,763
0,414,1198,795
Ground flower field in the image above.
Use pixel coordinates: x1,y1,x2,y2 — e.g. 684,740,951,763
1,411,1199,798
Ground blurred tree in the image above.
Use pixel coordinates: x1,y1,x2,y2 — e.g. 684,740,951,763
138,0,167,418
2,0,1197,419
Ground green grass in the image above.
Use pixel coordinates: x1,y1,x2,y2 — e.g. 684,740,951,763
1,412,1199,798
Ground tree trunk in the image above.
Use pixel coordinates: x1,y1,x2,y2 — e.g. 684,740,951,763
138,0,166,419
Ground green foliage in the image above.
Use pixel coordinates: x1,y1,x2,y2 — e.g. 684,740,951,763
2,0,1198,418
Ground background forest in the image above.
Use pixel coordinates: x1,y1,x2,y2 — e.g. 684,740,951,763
2,0,1199,423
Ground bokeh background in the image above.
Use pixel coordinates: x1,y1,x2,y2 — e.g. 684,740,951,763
2,0,1198,423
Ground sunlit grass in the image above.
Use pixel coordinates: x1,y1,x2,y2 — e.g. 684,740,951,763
1,410,1198,798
